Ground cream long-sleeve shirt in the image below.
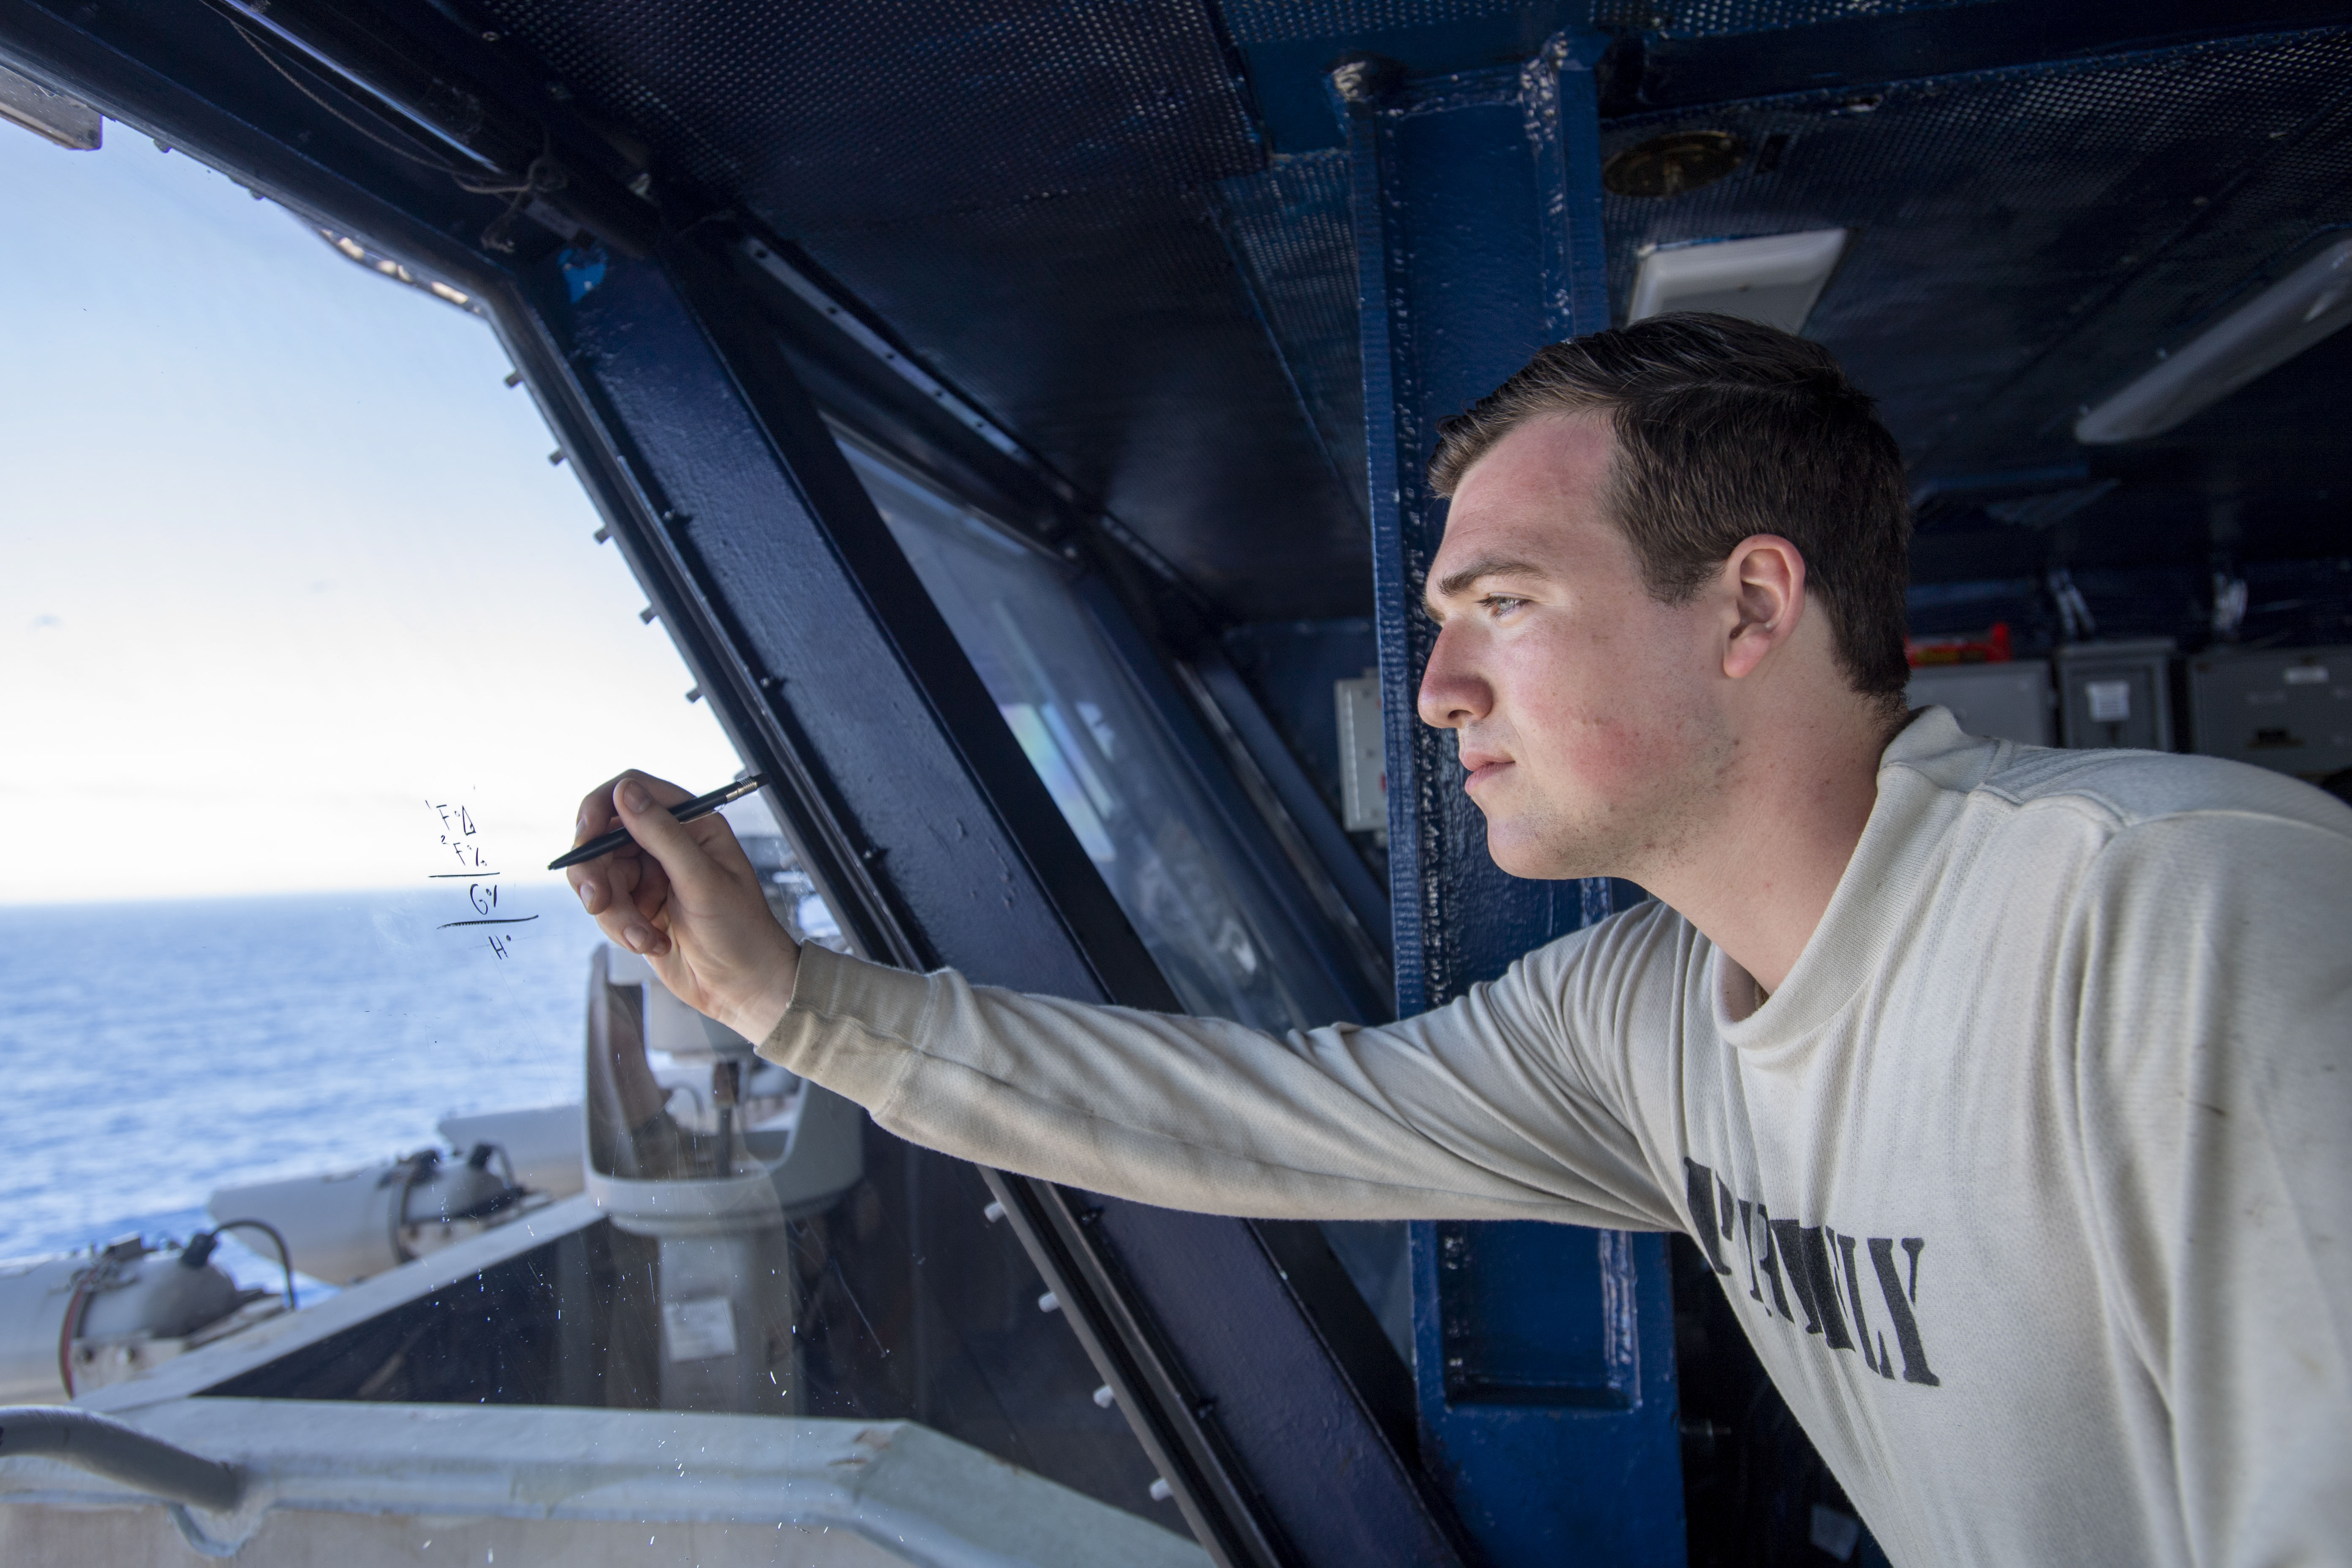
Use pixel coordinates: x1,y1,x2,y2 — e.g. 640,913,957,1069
759,708,2352,1568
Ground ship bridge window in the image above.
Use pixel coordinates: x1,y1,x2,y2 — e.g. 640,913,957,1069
847,443,1358,1037
1,125,1188,1553
844,443,1416,1356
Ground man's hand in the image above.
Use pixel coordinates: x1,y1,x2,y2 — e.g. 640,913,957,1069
565,770,802,1042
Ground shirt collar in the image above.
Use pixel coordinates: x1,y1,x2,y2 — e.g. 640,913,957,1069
1712,706,2000,1050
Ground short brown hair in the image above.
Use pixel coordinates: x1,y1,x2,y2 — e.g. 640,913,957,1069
1429,313,1911,709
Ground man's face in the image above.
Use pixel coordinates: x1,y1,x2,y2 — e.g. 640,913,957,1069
1419,414,1731,881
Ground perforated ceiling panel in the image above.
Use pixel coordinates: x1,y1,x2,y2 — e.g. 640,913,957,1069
1599,27,2352,478
1217,0,2000,43
1219,0,1528,38
471,0,1265,227
1626,0,1997,36
1213,151,1368,525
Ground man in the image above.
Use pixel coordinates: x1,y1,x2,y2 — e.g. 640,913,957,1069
569,315,2351,1567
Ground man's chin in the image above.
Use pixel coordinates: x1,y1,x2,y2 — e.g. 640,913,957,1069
1480,820,1596,882
1486,822,1580,884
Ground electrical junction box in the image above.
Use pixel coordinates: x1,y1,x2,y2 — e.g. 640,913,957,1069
1904,661,2053,747
2055,639,2175,751
1334,672,1387,839
2187,645,2352,779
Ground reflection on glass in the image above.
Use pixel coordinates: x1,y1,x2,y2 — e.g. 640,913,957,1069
847,445,1417,1363
196,812,1181,1531
585,940,847,1414
850,446,1349,1036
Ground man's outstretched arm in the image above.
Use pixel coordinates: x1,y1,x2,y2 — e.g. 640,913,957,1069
564,769,1681,1230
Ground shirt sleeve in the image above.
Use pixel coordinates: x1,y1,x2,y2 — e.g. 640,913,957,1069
2070,807,2352,1568
757,915,1687,1230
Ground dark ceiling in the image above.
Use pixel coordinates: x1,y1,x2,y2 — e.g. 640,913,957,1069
160,0,2352,623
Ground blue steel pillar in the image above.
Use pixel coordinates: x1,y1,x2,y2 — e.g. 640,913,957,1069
1339,35,1686,1566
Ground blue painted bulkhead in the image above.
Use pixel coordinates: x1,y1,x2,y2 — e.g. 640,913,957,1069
1342,37,1687,1564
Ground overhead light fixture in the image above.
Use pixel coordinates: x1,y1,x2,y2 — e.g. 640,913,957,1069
1627,229,1848,335
2076,235,2352,444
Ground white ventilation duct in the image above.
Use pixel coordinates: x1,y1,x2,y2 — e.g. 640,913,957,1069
1626,229,1849,334
2076,236,2352,444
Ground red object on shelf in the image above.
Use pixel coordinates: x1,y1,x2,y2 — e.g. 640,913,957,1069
1905,621,2013,667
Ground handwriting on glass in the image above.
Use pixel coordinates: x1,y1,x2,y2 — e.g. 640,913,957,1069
426,799,539,959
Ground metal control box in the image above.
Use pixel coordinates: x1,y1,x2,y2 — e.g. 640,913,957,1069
2055,639,2175,751
2187,645,2352,779
1905,661,2055,747
1334,671,1388,836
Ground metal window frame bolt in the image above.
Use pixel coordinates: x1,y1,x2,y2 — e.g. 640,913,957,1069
1037,1290,1060,1314
1092,1384,1116,1408
1148,1478,1173,1503
981,1200,1005,1224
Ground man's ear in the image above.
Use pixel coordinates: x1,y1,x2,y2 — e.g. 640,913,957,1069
1721,535,1806,681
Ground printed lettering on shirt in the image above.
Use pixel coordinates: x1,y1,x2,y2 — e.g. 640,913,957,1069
1685,1157,1941,1388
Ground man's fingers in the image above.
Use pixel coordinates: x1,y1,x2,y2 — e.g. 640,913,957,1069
631,853,674,922
617,770,694,809
568,768,731,962
567,773,640,913
619,878,674,955
611,773,703,869
582,857,671,956
588,901,640,950
601,910,669,958
562,768,798,1032
572,844,642,917
569,769,687,915
574,774,632,842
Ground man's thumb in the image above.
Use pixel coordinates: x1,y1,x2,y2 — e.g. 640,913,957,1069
614,776,707,873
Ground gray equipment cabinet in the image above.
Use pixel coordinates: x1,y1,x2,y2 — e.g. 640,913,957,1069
1904,662,2055,747
2188,645,2352,779
2055,640,2176,752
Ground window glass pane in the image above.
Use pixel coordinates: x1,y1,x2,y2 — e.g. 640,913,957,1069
847,446,1355,1035
845,447,1418,1366
1,128,735,1266
2,128,1186,1554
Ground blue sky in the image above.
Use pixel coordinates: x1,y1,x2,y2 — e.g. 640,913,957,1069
0,121,743,901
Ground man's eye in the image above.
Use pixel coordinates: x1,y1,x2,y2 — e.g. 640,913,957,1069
1481,595,1526,615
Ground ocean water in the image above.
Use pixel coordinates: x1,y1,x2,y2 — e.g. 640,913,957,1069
0,885,606,1286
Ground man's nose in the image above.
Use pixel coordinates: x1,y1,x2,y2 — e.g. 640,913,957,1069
1417,623,1491,729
